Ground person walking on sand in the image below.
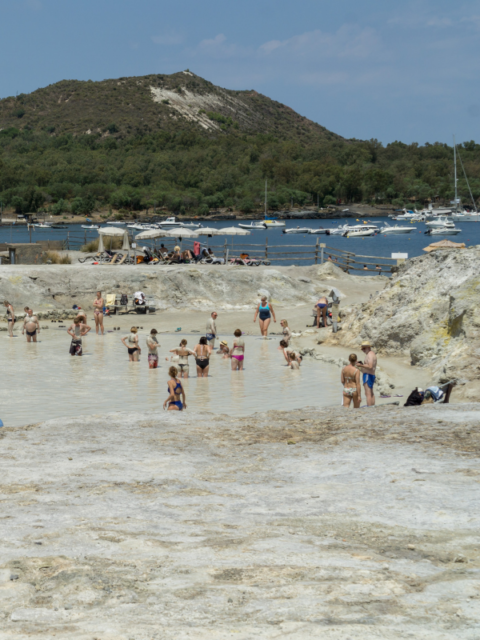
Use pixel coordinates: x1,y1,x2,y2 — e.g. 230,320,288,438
67,317,91,356
206,311,218,352
341,354,361,408
121,326,141,362
357,341,377,406
315,296,328,329
146,328,160,369
280,319,292,345
93,291,104,335
194,336,210,377
170,339,194,378
254,295,276,337
230,329,245,371
22,307,40,343
164,366,187,411
4,300,15,338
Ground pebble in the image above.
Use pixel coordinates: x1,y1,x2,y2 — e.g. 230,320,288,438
407,544,416,550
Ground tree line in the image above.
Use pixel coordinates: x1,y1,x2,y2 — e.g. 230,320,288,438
0,126,479,216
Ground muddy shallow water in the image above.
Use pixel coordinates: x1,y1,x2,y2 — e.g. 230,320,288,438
2,331,341,426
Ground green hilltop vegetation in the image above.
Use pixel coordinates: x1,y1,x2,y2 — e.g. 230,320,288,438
0,70,479,216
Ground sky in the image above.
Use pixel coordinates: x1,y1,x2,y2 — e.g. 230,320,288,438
0,0,479,145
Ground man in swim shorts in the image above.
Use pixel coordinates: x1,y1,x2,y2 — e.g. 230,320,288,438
206,311,218,352
357,340,377,406
22,307,40,343
93,291,104,335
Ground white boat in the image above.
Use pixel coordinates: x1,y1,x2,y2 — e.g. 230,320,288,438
380,222,416,235
392,209,425,222
238,221,267,230
423,205,452,219
33,223,52,228
425,216,454,228
282,227,311,234
106,221,126,225
343,228,376,238
181,222,202,229
425,226,461,236
307,227,328,235
81,224,100,230
451,211,480,222
328,224,351,236
264,219,285,228
158,216,186,229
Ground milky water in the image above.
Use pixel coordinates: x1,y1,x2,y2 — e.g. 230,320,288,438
1,331,341,427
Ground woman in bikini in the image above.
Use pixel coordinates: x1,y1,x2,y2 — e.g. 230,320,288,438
230,329,245,371
253,295,276,337
121,326,141,362
67,317,91,356
4,300,15,338
194,336,210,378
341,353,361,408
170,339,194,378
93,291,104,335
316,296,328,329
280,319,292,345
164,366,187,411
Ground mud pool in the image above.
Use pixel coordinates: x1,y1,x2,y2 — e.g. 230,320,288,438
2,332,341,427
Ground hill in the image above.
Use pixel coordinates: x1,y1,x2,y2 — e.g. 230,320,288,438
0,71,339,144
0,71,479,218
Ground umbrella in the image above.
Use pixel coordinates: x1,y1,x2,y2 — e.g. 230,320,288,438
163,228,199,238
195,227,223,236
98,227,130,252
423,240,466,252
135,228,169,240
217,227,251,236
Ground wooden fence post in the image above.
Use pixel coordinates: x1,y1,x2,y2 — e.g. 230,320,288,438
223,240,227,263
265,238,268,261
315,238,319,264
320,242,325,265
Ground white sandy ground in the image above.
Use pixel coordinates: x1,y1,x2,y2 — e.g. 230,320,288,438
0,405,480,638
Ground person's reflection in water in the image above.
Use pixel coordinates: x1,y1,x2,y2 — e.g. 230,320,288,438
230,372,245,414
194,374,210,413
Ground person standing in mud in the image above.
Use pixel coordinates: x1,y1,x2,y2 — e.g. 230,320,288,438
357,341,377,406
4,300,15,338
22,307,40,343
67,317,91,356
93,291,104,335
206,311,218,352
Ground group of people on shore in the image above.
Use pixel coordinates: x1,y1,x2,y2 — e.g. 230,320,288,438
341,341,377,407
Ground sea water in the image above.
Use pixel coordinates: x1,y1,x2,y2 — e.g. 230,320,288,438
2,332,341,427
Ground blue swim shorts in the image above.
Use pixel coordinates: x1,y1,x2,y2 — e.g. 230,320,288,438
363,374,376,389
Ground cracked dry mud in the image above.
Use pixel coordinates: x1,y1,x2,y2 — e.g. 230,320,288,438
1,405,480,638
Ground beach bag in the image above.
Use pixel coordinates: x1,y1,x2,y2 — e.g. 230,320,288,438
404,388,424,406
120,293,128,305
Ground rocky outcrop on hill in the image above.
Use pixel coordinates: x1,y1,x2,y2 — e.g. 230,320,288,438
334,247,480,399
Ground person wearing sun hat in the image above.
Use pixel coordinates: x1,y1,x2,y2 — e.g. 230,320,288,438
357,340,377,406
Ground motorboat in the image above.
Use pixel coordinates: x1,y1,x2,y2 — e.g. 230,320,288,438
392,209,425,222
181,222,202,229
451,209,480,222
425,226,461,236
264,219,285,228
282,227,311,234
307,227,329,235
238,221,267,230
158,216,186,229
423,205,452,219
51,223,69,229
379,222,417,234
425,216,454,228
343,228,376,238
328,224,351,236
81,224,100,230
33,222,52,228
106,221,126,225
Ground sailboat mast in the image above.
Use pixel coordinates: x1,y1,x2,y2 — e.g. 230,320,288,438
453,135,458,212
265,179,267,218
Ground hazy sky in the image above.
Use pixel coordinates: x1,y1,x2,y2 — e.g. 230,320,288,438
1,0,479,144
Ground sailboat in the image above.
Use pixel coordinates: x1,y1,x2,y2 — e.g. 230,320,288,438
263,180,285,228
451,137,480,221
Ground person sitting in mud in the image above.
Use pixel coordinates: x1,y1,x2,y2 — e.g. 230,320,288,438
217,340,230,357
289,352,300,370
279,339,302,365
